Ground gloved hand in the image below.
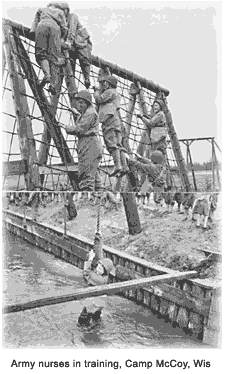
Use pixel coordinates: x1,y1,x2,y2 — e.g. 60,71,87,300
87,249,95,262
70,107,80,116
61,41,72,50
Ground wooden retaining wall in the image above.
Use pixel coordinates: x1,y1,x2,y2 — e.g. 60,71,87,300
3,209,221,345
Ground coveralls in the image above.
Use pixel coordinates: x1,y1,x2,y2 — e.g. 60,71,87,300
30,6,68,90
141,110,167,155
94,88,128,175
83,233,114,286
67,13,92,88
128,156,167,205
63,106,103,191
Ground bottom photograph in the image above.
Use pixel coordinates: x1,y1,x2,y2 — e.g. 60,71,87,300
2,190,221,348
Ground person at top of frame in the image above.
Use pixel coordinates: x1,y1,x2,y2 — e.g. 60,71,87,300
125,150,167,208
61,90,103,191
137,99,167,155
30,3,69,95
83,232,115,286
48,3,92,89
93,75,129,178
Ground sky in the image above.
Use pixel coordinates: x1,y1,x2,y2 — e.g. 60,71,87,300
2,0,222,163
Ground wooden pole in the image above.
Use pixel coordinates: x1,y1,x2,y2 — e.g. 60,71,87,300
161,94,192,192
121,182,142,235
3,271,197,314
64,193,67,236
4,25,40,191
211,138,215,189
187,141,197,191
213,142,221,190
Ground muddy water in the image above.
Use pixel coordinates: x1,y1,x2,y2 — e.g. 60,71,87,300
3,232,209,348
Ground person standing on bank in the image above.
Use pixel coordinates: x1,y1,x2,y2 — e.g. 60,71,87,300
137,99,167,155
93,76,129,177
30,3,68,95
61,90,103,191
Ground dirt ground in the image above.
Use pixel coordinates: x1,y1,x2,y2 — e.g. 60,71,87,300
6,192,221,284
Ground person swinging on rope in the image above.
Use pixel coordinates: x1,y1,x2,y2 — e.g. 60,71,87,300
30,3,69,94
83,231,115,286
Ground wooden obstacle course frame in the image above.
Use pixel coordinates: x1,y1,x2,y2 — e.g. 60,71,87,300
3,209,220,341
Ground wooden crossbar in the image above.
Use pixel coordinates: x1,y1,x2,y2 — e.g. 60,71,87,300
3,271,197,314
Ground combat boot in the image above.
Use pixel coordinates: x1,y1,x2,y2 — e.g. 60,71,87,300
110,149,122,177
39,59,51,89
119,150,130,177
48,63,59,96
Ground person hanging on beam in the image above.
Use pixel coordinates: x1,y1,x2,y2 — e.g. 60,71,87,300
83,231,116,286
61,90,103,191
93,75,129,178
137,99,167,156
30,3,69,95
125,150,167,209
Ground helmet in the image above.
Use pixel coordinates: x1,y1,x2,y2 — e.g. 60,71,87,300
47,2,69,12
75,90,92,105
99,258,115,275
153,99,164,110
103,75,118,88
150,151,164,165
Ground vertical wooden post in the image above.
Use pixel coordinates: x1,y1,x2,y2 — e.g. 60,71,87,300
211,138,215,189
64,193,67,236
187,140,197,191
161,94,192,192
4,25,40,191
213,142,221,190
121,181,142,235
186,141,189,166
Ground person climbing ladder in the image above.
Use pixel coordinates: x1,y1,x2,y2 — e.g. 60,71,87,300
93,75,129,177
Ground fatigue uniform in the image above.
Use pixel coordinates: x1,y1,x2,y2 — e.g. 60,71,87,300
83,233,114,286
64,106,103,191
141,111,167,155
31,7,67,66
95,88,122,151
67,13,92,87
128,157,167,204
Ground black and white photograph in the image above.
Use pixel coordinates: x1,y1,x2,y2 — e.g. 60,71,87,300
1,0,222,368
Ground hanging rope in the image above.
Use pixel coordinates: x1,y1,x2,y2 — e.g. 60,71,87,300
96,194,102,234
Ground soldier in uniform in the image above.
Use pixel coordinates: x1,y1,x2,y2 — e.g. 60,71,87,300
93,75,129,177
137,99,167,155
125,150,167,208
31,3,68,94
61,90,103,191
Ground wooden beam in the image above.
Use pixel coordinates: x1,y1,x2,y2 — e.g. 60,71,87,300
3,25,40,191
2,18,170,96
3,271,197,314
161,94,192,192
